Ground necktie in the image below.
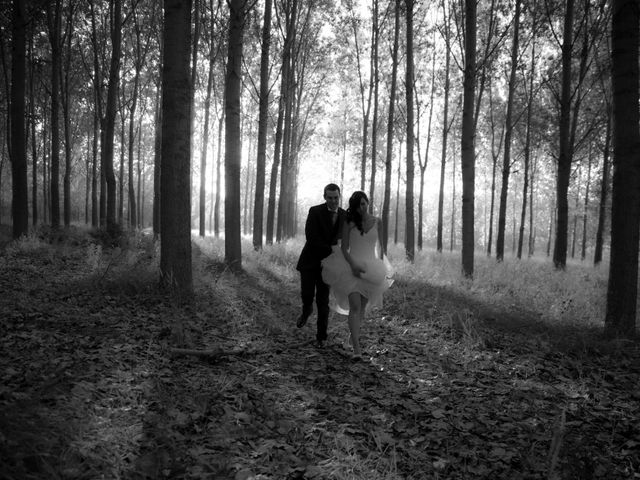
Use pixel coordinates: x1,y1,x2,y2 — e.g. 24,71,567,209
331,211,337,225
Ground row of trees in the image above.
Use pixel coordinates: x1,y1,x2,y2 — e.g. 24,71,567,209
2,0,638,336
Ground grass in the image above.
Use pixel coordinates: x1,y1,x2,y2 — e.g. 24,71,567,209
0,229,638,479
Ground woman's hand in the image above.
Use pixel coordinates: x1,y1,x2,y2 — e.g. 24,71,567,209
350,262,366,277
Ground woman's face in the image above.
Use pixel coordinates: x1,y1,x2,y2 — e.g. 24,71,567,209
357,197,369,214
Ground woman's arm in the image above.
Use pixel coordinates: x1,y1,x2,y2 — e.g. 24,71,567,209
341,221,364,276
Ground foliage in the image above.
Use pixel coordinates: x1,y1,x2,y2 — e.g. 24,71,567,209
1,236,639,479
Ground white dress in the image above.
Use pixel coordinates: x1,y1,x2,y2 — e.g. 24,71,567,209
321,219,394,315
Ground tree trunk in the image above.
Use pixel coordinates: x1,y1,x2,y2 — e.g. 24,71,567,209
404,0,415,262
199,2,219,238
552,0,574,269
594,107,611,265
382,0,400,254
160,0,193,293
11,0,28,238
581,151,592,261
214,114,223,237
28,31,37,228
369,0,379,209
252,0,272,249
437,0,451,253
496,0,521,261
605,0,639,337
61,3,74,228
103,0,122,232
153,84,162,238
418,34,436,252
394,140,402,245
528,154,537,257
224,0,247,270
47,0,61,229
518,28,536,260
461,0,477,277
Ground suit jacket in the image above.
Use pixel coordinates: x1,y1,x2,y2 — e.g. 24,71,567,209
296,203,346,271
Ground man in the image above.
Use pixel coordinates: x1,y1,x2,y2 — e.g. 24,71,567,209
296,183,346,347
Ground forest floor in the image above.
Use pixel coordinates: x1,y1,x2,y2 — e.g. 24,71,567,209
1,226,639,480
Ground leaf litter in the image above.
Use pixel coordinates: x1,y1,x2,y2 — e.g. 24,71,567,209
0,234,639,479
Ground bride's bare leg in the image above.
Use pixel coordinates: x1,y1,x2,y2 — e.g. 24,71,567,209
347,292,362,355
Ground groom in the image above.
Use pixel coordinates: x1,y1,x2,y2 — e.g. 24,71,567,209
296,183,345,347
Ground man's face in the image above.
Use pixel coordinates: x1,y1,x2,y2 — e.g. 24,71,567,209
324,189,340,211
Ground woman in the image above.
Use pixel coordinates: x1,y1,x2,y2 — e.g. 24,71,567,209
321,191,393,359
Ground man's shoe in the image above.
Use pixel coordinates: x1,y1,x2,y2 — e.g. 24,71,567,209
296,315,308,328
315,339,326,348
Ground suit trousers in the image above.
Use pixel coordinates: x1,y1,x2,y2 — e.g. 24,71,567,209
299,266,330,341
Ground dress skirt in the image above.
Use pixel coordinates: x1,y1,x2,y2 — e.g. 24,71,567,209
321,246,394,315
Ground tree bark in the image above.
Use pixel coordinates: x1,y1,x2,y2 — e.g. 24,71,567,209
461,0,477,277
61,2,74,228
224,0,247,270
496,0,521,261
437,0,451,253
47,0,61,229
382,0,400,255
605,0,639,338
581,151,592,261
252,0,272,250
103,0,123,232
552,0,574,269
160,0,193,293
369,0,380,210
518,28,536,260
11,0,28,238
404,0,415,262
594,108,611,265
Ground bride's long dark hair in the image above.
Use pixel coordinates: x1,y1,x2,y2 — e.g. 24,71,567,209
346,191,369,235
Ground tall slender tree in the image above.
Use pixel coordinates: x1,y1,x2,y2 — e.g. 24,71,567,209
160,0,193,293
460,0,477,277
404,0,415,262
103,0,123,232
496,0,521,261
436,0,452,253
552,0,575,269
605,0,639,338
11,0,28,238
253,0,273,250
382,0,400,254
224,0,248,270
47,0,62,229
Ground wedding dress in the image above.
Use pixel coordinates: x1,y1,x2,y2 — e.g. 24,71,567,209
321,219,393,315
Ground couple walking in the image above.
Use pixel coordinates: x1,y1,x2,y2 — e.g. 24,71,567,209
295,183,393,359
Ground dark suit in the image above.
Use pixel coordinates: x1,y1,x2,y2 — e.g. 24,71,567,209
296,203,346,341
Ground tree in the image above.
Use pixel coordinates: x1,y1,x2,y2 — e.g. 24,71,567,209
224,0,248,270
60,2,75,228
594,107,610,265
102,0,123,232
495,0,521,261
252,0,273,250
382,0,401,254
46,0,62,229
11,0,28,238
460,0,476,277
436,0,452,253
552,0,574,269
405,0,415,262
160,0,193,293
604,0,639,338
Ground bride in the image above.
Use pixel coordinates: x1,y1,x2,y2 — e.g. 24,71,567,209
321,191,393,359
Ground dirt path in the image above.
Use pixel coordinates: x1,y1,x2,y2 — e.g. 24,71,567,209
1,242,639,479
